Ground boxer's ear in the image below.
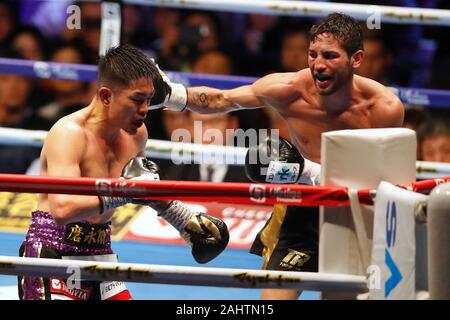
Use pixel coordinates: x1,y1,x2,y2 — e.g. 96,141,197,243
98,87,112,106
351,50,364,69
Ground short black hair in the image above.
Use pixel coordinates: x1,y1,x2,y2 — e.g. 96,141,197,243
418,116,450,143
310,12,363,56
97,44,160,89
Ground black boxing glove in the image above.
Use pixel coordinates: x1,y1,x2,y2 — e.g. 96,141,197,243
245,136,305,184
159,201,229,264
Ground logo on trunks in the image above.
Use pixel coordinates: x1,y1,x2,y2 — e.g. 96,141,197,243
249,185,302,204
280,249,310,270
50,278,92,300
95,179,146,196
64,222,108,248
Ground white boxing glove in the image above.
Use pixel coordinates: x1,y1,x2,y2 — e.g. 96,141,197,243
149,59,187,111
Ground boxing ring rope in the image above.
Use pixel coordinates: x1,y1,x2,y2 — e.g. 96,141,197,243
2,57,450,109
1,0,449,300
0,127,248,165
82,0,450,26
0,174,448,296
0,173,449,207
0,255,367,292
1,127,449,179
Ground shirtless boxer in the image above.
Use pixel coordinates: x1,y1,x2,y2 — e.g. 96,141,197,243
18,45,228,300
149,12,404,299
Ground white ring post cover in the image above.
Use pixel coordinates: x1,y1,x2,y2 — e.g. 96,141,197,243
369,181,427,300
319,128,416,299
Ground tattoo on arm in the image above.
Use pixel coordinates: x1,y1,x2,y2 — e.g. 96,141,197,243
192,91,209,108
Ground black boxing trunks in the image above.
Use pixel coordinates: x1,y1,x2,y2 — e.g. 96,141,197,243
250,205,318,272
18,211,131,300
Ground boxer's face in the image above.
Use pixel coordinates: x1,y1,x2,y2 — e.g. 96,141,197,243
308,33,361,95
109,78,153,134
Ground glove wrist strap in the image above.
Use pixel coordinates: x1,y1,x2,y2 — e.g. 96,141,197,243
158,200,194,231
98,196,130,214
166,83,188,111
298,159,321,185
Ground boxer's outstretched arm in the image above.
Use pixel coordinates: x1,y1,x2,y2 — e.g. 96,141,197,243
186,72,301,114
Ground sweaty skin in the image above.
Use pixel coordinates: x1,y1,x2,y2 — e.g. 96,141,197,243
184,35,404,163
38,78,152,225
182,34,404,300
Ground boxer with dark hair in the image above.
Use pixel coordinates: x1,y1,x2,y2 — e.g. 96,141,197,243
151,13,404,299
18,45,228,300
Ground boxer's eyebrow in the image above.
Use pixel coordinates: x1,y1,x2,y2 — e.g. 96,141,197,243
131,91,154,99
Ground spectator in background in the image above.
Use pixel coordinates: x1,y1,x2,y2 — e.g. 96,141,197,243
9,25,46,61
156,50,234,144
238,14,283,76
120,4,156,53
402,105,430,159
356,28,393,85
159,49,256,181
63,1,101,64
0,49,41,173
191,50,233,75
157,11,222,72
184,12,221,54
6,25,50,109
163,110,248,183
269,25,311,140
244,14,280,55
0,49,36,129
403,105,430,132
35,41,91,129
418,115,450,163
19,0,71,39
145,7,181,58
161,109,190,141
0,72,33,128
279,26,310,72
0,0,16,47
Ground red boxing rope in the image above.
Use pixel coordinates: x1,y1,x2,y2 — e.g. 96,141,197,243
0,174,448,207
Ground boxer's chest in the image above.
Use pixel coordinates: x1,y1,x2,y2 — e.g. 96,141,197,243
280,100,373,162
81,132,140,179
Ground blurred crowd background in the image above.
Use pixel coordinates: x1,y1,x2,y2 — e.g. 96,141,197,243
0,0,449,177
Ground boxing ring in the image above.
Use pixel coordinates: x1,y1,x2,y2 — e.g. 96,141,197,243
0,0,450,300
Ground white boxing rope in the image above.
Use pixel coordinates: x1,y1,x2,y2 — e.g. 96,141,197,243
81,0,450,27
0,127,247,165
416,161,450,179
1,127,449,178
0,255,368,292
145,136,247,165
0,127,47,148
